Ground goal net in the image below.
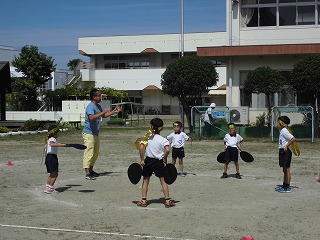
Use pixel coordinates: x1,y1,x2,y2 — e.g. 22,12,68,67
271,106,314,142
191,105,230,140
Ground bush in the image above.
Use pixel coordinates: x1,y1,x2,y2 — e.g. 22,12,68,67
20,119,40,131
246,126,270,138
0,126,10,133
255,112,266,127
56,117,69,129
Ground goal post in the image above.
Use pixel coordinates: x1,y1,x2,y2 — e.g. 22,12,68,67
190,105,230,140
271,106,314,142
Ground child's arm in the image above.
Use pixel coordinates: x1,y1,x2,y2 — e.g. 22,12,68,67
284,136,296,151
163,145,170,164
49,141,67,147
238,139,243,151
139,144,145,166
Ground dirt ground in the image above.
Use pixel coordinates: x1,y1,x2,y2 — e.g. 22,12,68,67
0,123,320,240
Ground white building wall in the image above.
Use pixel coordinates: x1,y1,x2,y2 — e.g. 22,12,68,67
81,66,227,91
239,27,320,46
79,32,227,54
227,1,320,47
93,68,165,90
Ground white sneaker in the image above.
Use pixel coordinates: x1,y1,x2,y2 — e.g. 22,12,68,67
277,187,291,193
44,186,53,194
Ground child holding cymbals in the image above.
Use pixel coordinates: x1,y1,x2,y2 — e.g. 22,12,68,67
137,118,175,208
221,123,243,179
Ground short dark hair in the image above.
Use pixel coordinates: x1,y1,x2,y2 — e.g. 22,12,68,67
278,116,290,125
150,118,164,133
173,121,182,128
90,88,100,100
48,125,60,138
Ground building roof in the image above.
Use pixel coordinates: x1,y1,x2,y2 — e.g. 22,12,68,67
197,43,320,57
143,85,161,90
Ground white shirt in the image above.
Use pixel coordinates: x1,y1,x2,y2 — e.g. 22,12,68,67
143,134,169,159
47,137,58,155
224,133,243,148
279,128,294,149
204,107,213,122
167,132,189,148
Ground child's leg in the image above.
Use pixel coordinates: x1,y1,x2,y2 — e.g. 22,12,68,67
223,162,228,173
235,161,240,174
160,177,169,198
160,177,175,207
141,177,150,198
283,167,291,186
221,163,229,178
172,157,177,165
179,158,184,173
48,172,58,187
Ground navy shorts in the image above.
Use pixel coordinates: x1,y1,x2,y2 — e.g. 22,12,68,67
225,146,239,162
142,157,165,178
45,154,59,173
172,147,185,159
279,148,292,168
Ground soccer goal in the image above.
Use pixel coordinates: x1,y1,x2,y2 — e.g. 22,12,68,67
271,106,314,142
190,105,230,140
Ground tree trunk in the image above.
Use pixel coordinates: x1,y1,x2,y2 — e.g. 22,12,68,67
266,94,272,127
179,97,193,134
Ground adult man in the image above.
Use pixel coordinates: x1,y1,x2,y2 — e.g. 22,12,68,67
204,103,216,123
203,103,216,136
82,89,121,180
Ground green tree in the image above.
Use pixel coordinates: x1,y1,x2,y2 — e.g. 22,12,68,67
67,58,83,71
11,45,56,110
244,66,285,126
161,55,218,131
289,55,320,136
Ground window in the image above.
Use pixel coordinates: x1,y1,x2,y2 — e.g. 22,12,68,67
241,0,318,27
319,4,320,23
239,71,252,107
297,5,315,25
260,7,276,26
279,6,296,26
103,54,150,69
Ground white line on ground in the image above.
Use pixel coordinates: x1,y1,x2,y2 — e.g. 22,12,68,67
0,224,196,240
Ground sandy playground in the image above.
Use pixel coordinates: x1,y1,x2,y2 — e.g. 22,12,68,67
0,124,320,240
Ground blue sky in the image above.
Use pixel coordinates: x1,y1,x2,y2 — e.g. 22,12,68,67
0,0,226,69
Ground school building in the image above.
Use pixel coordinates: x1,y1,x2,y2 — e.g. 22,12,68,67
78,0,320,123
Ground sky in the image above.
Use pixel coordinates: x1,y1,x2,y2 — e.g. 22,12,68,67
0,0,226,69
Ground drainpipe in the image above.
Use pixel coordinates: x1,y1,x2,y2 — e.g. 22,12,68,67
228,1,234,108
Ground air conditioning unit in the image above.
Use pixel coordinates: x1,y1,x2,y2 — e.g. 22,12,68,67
229,107,249,125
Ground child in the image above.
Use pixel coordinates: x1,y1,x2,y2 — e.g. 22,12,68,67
276,116,297,193
44,125,67,194
167,121,192,177
221,123,243,179
138,118,175,208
